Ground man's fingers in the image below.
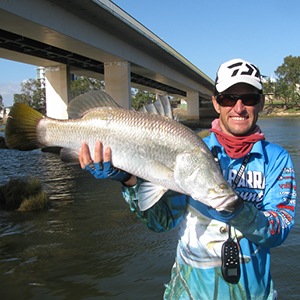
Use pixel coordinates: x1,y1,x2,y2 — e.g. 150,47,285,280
79,142,92,168
94,141,103,163
104,147,112,162
79,141,112,169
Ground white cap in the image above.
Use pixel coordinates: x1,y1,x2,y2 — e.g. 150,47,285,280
215,58,262,93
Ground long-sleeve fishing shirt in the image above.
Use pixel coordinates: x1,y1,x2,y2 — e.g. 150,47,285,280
121,132,296,300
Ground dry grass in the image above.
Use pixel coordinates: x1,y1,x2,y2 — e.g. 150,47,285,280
0,177,50,211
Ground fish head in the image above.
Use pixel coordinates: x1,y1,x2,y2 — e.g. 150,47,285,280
174,148,238,211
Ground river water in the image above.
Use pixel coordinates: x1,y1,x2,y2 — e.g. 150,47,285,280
0,117,299,300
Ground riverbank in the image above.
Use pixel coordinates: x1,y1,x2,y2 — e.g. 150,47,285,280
260,104,300,117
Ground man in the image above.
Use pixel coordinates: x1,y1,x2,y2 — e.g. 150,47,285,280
79,59,296,299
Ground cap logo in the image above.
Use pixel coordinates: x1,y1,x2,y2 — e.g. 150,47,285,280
228,62,260,78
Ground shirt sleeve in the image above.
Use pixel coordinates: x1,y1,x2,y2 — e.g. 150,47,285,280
121,178,187,232
230,148,296,248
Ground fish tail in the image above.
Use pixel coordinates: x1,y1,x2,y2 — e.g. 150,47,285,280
5,103,44,150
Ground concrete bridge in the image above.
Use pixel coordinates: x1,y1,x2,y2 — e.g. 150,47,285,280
0,0,214,119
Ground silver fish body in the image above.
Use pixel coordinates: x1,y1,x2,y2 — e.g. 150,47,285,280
38,108,200,189
5,91,237,211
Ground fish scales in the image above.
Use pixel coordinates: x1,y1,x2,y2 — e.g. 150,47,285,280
38,108,204,193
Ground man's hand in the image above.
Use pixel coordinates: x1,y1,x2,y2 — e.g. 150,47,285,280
79,140,110,168
79,141,137,185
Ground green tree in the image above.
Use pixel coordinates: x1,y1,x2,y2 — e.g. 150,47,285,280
274,55,300,108
70,76,104,99
131,89,156,110
262,78,276,104
13,79,46,113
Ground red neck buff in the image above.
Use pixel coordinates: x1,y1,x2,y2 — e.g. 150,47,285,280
210,119,265,159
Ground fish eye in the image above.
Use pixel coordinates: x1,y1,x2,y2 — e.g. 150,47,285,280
220,226,227,234
220,184,227,190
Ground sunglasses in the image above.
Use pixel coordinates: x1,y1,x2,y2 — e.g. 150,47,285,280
215,94,262,107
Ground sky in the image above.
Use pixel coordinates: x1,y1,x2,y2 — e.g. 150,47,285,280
1,0,300,106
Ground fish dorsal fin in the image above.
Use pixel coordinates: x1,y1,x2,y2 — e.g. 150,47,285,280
142,102,159,115
138,182,167,211
141,94,174,119
157,94,173,119
67,90,122,119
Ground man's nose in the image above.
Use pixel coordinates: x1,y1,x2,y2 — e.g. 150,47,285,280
233,99,245,113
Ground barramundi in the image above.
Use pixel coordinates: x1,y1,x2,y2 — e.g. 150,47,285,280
5,91,237,211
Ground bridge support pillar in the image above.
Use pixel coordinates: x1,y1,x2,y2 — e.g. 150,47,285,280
187,91,200,120
104,61,131,109
45,65,71,119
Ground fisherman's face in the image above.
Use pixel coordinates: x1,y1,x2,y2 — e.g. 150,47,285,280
212,83,265,137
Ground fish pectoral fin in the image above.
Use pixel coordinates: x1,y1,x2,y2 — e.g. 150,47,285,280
138,182,167,211
60,148,80,164
146,160,174,180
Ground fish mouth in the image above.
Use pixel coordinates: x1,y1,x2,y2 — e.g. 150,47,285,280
212,194,239,212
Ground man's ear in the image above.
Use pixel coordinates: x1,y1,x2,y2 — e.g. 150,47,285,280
212,96,221,114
